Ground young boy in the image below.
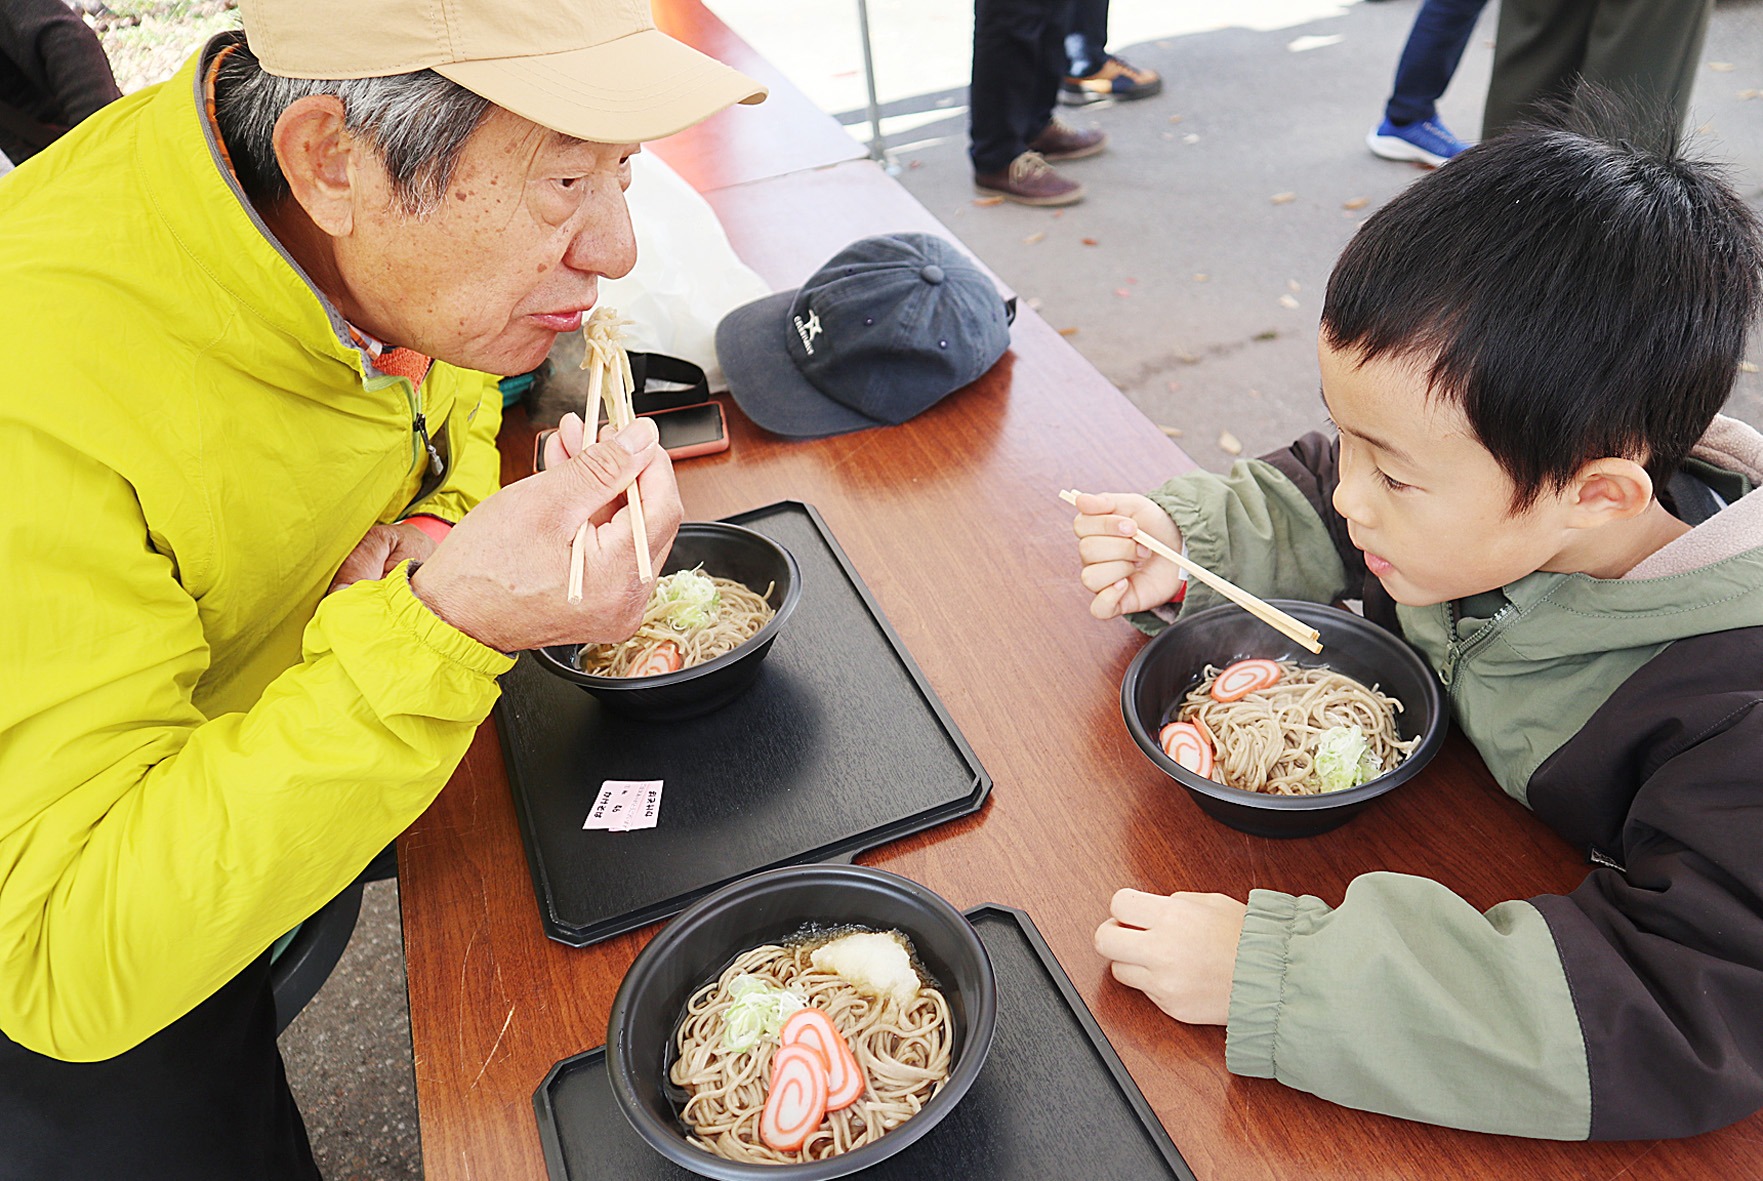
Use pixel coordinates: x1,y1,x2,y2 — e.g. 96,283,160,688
1074,114,1763,1139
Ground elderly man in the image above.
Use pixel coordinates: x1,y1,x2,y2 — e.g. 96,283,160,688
0,0,763,1174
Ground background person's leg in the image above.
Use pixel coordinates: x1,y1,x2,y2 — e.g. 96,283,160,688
0,950,320,1181
1027,0,1074,143
1368,0,1490,164
1383,0,1493,126
970,0,1067,174
1581,0,1714,139
1481,0,1595,138
1057,0,1161,106
972,0,1087,203
1063,0,1108,78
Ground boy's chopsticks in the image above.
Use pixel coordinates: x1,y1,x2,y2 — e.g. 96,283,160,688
1059,489,1323,654
567,310,652,603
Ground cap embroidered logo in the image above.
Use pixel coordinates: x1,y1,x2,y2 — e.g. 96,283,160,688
792,311,823,356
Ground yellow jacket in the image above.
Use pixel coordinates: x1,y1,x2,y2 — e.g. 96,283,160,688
0,44,514,1060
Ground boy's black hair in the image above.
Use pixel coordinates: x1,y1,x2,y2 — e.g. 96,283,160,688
1322,95,1763,510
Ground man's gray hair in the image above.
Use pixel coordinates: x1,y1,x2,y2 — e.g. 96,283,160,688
214,38,491,216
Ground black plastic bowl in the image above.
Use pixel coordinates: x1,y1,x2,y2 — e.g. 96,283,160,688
608,864,997,1180
1121,600,1447,838
533,521,801,720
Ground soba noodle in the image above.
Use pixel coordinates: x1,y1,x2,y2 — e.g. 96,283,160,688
1178,661,1417,795
575,570,774,677
669,937,953,1164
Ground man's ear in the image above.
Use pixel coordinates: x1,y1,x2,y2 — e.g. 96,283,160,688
1565,457,1656,529
272,95,358,238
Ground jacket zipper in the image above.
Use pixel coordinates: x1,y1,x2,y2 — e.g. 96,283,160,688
1440,598,1514,691
397,379,444,477
412,412,444,477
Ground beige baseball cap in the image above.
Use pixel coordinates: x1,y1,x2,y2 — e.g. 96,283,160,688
236,0,767,143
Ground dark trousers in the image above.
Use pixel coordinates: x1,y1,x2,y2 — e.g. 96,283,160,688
1482,0,1714,139
0,950,321,1181
1382,0,1491,126
1063,0,1110,78
969,0,1076,174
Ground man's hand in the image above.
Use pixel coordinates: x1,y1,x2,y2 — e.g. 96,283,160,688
1071,491,1185,620
330,521,437,593
409,415,682,652
1094,888,1247,1025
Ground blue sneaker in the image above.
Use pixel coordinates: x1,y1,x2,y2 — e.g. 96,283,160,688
1366,117,1469,167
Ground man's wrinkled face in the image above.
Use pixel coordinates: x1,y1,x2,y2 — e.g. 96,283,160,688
336,108,637,375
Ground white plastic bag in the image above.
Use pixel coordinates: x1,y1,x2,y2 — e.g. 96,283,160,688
598,152,770,390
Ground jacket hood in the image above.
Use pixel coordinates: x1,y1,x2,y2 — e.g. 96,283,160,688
1464,414,1763,664
1627,414,1763,580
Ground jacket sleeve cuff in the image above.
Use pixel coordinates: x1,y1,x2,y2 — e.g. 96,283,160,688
1225,888,1303,1079
305,560,513,726
1144,460,1349,612
1125,601,1187,636
1147,475,1233,587
386,560,514,677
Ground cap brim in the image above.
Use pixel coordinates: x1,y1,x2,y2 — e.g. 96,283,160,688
716,291,889,440
435,28,766,143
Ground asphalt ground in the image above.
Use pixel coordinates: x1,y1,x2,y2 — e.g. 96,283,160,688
258,2,1761,1177
718,0,1763,463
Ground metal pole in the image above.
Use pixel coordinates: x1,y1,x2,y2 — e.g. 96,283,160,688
855,0,899,174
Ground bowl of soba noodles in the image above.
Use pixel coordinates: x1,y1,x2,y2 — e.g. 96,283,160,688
608,863,997,1179
1121,600,1447,838
533,521,801,720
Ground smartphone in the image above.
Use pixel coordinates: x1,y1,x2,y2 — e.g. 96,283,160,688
644,401,729,459
533,400,729,472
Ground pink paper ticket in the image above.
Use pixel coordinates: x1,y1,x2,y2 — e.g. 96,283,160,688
584,780,664,832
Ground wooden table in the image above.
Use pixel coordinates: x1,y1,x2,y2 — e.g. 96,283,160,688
647,0,866,191
397,7,1763,1179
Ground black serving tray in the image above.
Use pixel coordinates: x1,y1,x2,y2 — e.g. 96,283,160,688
533,905,1195,1180
496,501,992,946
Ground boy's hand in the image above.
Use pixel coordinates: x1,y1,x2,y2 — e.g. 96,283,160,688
1094,888,1247,1025
1071,491,1185,620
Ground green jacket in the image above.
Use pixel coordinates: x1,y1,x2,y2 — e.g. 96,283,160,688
1142,416,1763,1139
0,46,513,1060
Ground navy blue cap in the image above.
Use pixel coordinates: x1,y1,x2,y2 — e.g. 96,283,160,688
714,233,1012,439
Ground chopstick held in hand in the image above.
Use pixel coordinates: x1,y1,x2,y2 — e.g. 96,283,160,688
597,349,651,584
567,308,651,602
1060,489,1323,654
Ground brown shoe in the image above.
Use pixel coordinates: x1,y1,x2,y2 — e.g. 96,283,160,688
1059,55,1164,106
1027,119,1107,161
974,151,1085,206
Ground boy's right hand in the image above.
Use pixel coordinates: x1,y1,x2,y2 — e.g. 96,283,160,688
1071,491,1185,620
1094,887,1244,1025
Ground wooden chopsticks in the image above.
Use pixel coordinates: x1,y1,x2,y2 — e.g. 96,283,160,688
1060,489,1323,654
568,308,652,603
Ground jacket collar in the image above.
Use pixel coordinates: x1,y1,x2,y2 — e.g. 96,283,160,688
135,33,379,381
